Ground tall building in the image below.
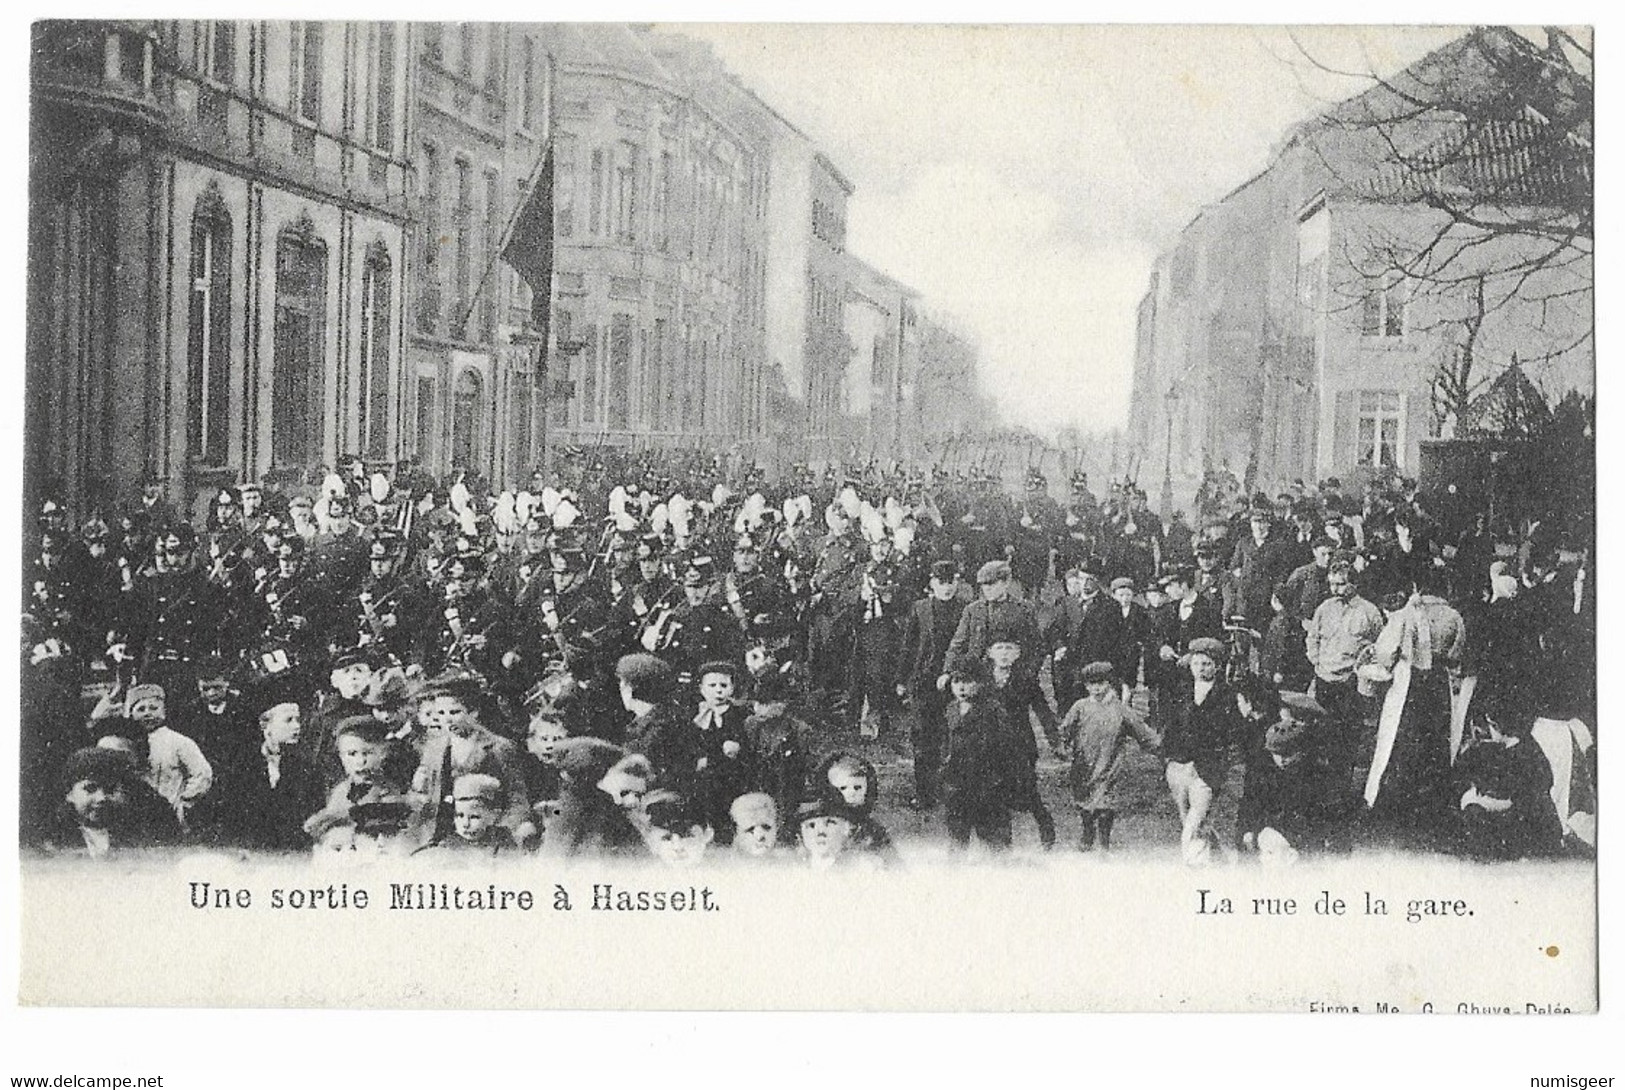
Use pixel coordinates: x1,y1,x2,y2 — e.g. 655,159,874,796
842,255,919,463
406,21,552,486
536,24,780,459
1128,28,1592,512
28,19,413,519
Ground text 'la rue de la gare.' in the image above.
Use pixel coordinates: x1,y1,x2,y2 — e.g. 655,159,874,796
1196,889,1473,923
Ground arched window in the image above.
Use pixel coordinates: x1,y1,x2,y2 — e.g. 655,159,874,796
451,368,483,471
272,223,327,471
358,245,392,460
187,189,232,465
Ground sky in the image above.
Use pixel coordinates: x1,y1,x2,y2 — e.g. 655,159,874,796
672,24,1465,437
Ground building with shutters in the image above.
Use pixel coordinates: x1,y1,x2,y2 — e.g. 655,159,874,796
28,19,413,520
1127,28,1591,513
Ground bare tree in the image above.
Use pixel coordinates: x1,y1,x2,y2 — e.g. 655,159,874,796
1294,27,1593,431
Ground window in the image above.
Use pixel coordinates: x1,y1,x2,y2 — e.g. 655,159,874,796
579,322,599,426
655,152,671,253
272,229,327,471
372,23,396,152
416,376,437,463
554,135,576,239
359,249,392,460
486,25,502,94
451,368,482,470
1357,391,1403,468
614,143,640,244
608,315,632,429
458,23,475,80
205,21,234,84
452,159,472,339
649,318,666,431
290,22,322,123
549,310,573,430
187,200,232,466
1362,281,1407,339
511,368,533,473
482,169,500,340
588,149,604,236
418,143,441,334
522,36,537,131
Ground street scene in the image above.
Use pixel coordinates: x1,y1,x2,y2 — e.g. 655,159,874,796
22,23,1594,874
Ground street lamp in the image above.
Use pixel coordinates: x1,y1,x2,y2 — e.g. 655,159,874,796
1161,385,1180,521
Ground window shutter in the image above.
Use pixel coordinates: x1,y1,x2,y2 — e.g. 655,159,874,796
1332,389,1357,474
1361,290,1381,337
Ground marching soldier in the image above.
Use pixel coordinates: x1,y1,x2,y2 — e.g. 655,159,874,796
1011,468,1060,596
650,556,741,686
309,492,369,595
721,535,795,652
347,533,430,668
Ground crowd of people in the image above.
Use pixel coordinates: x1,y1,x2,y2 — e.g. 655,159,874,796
20,446,1596,870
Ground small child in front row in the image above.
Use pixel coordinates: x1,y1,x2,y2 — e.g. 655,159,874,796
941,663,1024,854
1058,661,1161,851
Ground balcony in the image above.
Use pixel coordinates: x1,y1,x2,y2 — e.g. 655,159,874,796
32,21,165,131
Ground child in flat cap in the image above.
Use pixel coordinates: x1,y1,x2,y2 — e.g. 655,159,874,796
1059,661,1161,852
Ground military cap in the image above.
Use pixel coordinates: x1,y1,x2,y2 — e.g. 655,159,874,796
1110,576,1136,592
683,556,717,586
1158,568,1194,588
215,488,238,507
733,535,760,554
929,560,959,583
1187,637,1227,662
275,538,305,560
368,535,397,560
636,534,665,559
549,546,585,571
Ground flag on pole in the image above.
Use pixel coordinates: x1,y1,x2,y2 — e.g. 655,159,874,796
501,141,554,387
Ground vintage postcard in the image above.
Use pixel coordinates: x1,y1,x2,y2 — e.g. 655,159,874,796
17,20,1595,1013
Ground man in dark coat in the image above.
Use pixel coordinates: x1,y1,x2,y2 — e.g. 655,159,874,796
897,561,969,809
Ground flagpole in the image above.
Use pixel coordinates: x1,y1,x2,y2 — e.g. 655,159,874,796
534,49,558,477
455,52,556,340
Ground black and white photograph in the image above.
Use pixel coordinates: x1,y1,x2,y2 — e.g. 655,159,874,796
12,15,1600,1027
